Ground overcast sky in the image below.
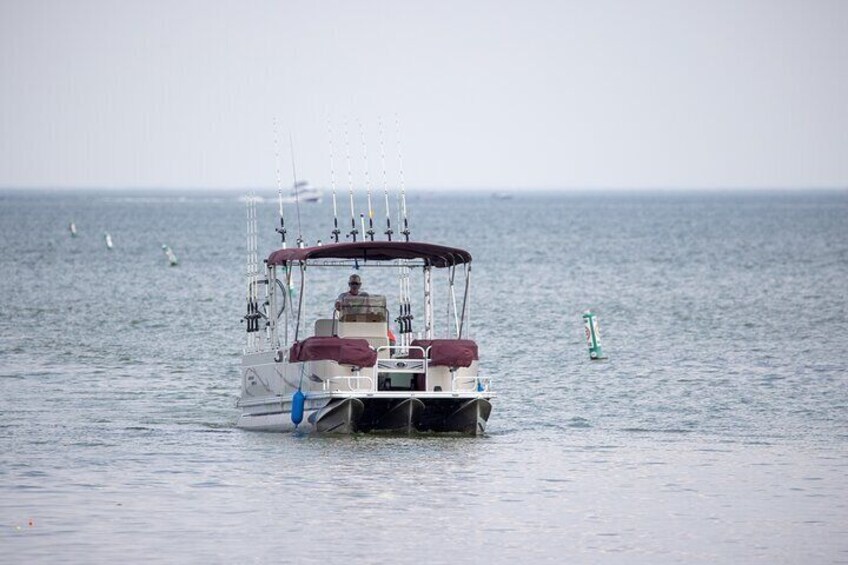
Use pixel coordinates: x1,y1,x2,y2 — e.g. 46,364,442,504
1,0,846,191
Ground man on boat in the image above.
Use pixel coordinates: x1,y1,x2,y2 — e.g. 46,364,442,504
335,273,369,311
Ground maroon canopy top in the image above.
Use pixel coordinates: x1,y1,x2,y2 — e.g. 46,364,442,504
268,241,472,268
289,336,377,367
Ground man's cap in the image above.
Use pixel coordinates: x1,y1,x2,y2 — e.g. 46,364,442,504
348,274,361,284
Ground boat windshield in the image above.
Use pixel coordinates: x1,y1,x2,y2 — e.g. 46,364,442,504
338,295,387,323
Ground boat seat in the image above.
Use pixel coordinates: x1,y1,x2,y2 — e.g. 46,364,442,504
315,319,336,337
410,339,479,368
289,336,377,367
314,318,391,357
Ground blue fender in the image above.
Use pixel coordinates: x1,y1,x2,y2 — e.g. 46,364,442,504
291,389,305,426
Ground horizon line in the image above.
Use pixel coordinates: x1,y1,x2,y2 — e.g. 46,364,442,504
1,185,846,193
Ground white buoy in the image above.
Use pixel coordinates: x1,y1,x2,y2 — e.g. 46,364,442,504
69,222,77,237
104,232,113,249
162,244,178,266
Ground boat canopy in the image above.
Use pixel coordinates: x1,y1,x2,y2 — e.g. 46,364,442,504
267,241,472,268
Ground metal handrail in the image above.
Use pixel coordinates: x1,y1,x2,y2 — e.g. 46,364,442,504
375,344,427,357
374,346,428,371
323,375,374,392
373,345,428,391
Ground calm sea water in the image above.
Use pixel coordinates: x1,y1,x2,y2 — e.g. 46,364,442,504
1,189,847,564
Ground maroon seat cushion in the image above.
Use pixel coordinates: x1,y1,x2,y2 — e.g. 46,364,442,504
409,339,479,368
289,336,377,367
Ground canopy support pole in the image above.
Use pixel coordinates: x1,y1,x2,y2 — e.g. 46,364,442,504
424,265,433,339
459,263,471,339
268,263,278,350
449,265,459,338
294,263,307,343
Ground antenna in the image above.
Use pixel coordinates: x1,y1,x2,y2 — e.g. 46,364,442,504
289,133,304,248
344,120,358,242
379,117,392,241
327,120,341,243
396,114,411,241
360,122,375,241
273,118,287,248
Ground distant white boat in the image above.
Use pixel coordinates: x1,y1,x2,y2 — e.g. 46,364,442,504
492,192,513,200
239,182,323,205
104,232,113,249
282,181,323,204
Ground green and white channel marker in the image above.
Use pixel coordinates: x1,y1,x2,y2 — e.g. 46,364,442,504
582,311,607,360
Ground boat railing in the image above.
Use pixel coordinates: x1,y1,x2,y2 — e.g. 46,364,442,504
318,346,489,393
375,345,428,364
323,375,374,392
373,346,427,391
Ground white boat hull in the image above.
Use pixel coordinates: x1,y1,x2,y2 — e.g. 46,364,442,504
237,393,493,435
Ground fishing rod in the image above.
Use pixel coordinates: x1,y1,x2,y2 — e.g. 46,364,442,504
244,194,260,337
327,120,341,243
397,261,413,344
254,195,262,334
379,117,392,241
251,194,263,335
360,122,375,241
289,133,304,248
271,122,295,320
344,120,358,242
396,262,405,347
273,118,287,249
386,116,413,344
395,115,411,242
245,196,253,337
